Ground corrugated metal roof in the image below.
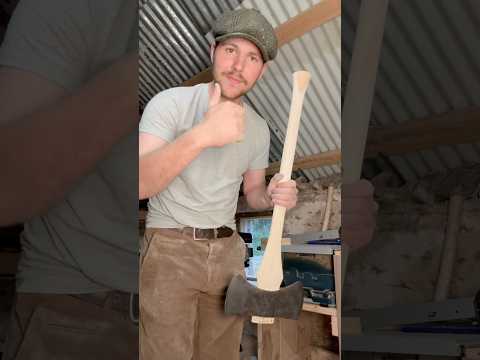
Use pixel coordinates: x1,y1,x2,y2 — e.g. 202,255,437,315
342,0,480,182
139,0,341,180
241,0,341,179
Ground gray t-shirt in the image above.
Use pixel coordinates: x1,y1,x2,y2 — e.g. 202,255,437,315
0,0,138,293
139,83,270,229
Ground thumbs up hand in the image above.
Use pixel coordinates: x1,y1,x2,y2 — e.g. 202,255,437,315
208,81,222,108
197,82,245,148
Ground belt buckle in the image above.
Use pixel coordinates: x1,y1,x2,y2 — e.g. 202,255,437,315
193,227,213,241
193,227,218,240
129,293,139,324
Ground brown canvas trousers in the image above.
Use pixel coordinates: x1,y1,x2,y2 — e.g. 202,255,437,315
140,227,246,360
2,291,139,360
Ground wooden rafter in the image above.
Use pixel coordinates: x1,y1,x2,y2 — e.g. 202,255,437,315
183,0,340,87
365,107,480,158
266,149,341,176
275,0,340,47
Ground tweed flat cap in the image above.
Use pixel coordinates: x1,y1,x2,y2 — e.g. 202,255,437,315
212,8,278,62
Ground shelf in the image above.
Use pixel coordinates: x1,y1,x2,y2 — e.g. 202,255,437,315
302,303,338,337
281,244,340,255
343,331,480,356
302,302,337,317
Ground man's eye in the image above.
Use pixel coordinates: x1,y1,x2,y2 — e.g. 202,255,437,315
250,56,259,62
225,48,234,53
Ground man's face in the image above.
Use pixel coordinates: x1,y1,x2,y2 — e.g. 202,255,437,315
211,37,267,101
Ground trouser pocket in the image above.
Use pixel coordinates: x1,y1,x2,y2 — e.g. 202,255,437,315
140,228,155,267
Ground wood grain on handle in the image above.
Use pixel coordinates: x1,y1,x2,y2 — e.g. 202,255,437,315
252,71,311,324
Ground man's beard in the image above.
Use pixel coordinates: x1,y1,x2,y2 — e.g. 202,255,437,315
213,71,252,101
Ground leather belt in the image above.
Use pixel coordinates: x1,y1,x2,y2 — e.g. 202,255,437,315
181,226,234,240
72,291,138,323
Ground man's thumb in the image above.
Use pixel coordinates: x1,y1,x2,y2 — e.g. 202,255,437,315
267,173,284,194
209,82,221,108
271,173,284,184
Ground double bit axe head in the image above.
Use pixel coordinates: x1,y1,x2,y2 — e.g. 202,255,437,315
224,275,304,319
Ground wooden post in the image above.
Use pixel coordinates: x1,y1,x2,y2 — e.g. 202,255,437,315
322,185,334,231
341,0,389,355
434,188,464,301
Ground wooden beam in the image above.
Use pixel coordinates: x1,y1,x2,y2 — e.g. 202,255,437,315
341,0,389,353
235,209,273,218
265,149,340,176
183,67,212,87
365,107,480,158
275,0,340,47
183,0,340,87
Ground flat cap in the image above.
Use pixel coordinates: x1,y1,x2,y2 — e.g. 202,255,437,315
212,8,278,62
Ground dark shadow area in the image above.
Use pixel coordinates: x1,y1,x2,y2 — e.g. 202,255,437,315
342,0,480,358
0,1,139,358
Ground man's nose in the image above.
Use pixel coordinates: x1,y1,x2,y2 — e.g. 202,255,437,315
232,55,245,72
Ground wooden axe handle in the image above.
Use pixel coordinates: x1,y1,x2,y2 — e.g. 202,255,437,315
252,71,311,324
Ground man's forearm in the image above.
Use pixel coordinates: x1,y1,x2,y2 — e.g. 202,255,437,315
0,54,138,226
139,127,206,200
245,186,273,210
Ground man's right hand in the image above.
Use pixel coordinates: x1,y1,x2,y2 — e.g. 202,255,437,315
140,82,245,199
197,82,245,148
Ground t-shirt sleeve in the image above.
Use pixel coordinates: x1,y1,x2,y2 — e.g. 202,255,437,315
0,0,93,90
249,117,271,170
139,90,179,143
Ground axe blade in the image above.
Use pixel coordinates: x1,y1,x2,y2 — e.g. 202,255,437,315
224,275,304,320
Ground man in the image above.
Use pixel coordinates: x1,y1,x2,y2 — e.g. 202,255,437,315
138,8,298,360
0,1,138,358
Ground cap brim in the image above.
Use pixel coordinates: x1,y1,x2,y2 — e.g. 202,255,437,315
215,33,269,62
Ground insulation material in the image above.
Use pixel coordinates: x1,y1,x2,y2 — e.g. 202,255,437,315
344,185,480,311
284,176,341,235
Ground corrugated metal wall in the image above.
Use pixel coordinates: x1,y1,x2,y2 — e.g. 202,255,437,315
343,0,480,182
240,0,341,179
139,0,237,104
139,0,341,180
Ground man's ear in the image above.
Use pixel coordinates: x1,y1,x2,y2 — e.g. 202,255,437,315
210,43,216,64
258,62,269,80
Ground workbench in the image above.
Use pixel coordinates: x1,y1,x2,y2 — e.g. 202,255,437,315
343,331,480,359
342,295,480,359
255,244,341,359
